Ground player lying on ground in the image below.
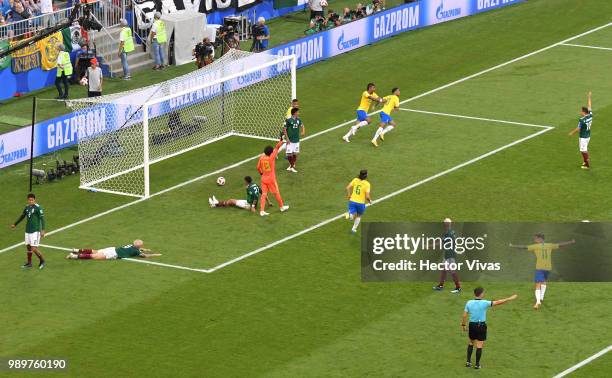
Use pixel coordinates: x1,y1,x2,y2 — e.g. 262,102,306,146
66,239,161,260
372,87,400,147
568,91,593,169
432,218,462,293
278,98,299,157
284,107,305,173
461,287,517,370
209,176,271,212
257,140,290,216
509,234,574,309
343,83,384,142
10,193,46,269
345,169,372,233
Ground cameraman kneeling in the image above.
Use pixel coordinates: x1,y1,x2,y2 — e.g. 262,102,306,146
252,17,270,52
193,38,214,68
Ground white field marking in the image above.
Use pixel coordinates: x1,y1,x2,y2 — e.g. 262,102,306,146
399,108,555,129
1,21,609,257
205,126,553,273
39,243,209,272
553,345,612,378
560,43,612,52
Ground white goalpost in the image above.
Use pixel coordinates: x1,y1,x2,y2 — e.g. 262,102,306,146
67,50,297,198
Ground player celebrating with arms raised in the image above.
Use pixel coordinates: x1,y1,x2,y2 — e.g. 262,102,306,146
66,239,160,260
345,169,372,233
209,176,270,212
509,233,575,309
568,91,593,169
372,87,400,147
10,193,46,269
257,140,290,216
343,83,384,142
284,107,305,173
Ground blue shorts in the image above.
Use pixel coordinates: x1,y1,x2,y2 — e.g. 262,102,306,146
356,110,368,122
380,111,392,124
534,270,550,282
348,201,366,216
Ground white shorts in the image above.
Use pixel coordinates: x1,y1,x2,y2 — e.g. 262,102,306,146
579,137,590,152
25,232,40,247
285,142,300,155
235,200,251,209
99,247,118,260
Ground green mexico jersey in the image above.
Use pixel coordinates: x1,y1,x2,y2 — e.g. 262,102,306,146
578,111,592,138
284,117,302,143
115,244,143,259
246,183,262,205
443,229,457,259
15,204,45,233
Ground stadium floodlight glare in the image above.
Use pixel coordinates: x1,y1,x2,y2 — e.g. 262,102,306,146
67,50,297,198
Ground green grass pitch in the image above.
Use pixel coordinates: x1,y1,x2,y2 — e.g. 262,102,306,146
1,0,612,376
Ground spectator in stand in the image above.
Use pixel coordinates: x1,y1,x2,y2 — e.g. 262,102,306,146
327,9,341,27
342,7,353,23
354,3,367,19
118,18,133,79
304,20,317,36
39,0,54,28
10,1,31,38
0,13,8,39
308,0,324,22
150,12,167,70
1,0,11,17
85,57,103,97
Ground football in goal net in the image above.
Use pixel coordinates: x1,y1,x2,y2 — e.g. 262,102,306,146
67,50,297,198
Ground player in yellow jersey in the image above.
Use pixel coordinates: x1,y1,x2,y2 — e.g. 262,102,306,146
344,169,372,233
509,233,575,309
278,98,299,157
372,87,400,147
342,83,384,143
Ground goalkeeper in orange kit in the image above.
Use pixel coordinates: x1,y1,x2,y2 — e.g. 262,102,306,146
257,140,290,217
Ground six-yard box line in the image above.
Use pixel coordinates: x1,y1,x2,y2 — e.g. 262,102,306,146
1,21,611,273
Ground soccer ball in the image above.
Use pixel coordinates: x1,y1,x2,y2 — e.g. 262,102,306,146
80,77,88,86
320,0,328,6
216,177,225,186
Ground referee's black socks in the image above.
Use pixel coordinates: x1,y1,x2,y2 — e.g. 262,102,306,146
476,348,483,365
466,345,473,362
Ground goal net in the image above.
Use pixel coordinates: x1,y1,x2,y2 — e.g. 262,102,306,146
67,50,296,198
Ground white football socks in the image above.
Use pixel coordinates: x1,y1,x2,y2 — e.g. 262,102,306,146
540,284,547,300
535,288,541,304
373,127,384,140
352,217,361,232
382,125,394,135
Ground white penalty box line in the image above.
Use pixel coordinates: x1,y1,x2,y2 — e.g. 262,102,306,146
560,43,612,52
553,345,612,378
1,21,610,270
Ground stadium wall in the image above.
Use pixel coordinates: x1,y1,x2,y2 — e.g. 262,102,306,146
0,0,523,170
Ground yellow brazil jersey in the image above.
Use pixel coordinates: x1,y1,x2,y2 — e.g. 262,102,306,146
349,178,370,204
286,106,292,119
527,243,559,271
357,91,379,112
382,95,399,115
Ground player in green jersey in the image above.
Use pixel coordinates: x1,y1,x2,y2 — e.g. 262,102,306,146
11,193,46,269
433,218,462,293
66,239,161,260
209,176,271,212
568,91,593,169
278,99,299,158
283,108,305,173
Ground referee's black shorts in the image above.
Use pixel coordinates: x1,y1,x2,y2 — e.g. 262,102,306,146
468,322,487,341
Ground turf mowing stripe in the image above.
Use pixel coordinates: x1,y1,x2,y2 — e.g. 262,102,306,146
1,21,609,257
398,108,555,129
560,43,612,52
553,345,612,378
205,126,554,273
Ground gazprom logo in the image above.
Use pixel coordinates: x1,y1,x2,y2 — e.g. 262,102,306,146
337,31,360,51
0,139,29,165
436,0,461,20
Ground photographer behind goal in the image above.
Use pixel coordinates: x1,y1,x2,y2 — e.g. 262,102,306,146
251,17,270,52
193,37,214,68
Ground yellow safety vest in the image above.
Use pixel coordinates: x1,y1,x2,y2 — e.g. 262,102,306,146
121,27,134,53
56,51,73,77
154,20,166,43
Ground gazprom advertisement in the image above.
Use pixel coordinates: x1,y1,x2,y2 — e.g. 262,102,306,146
0,0,523,170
